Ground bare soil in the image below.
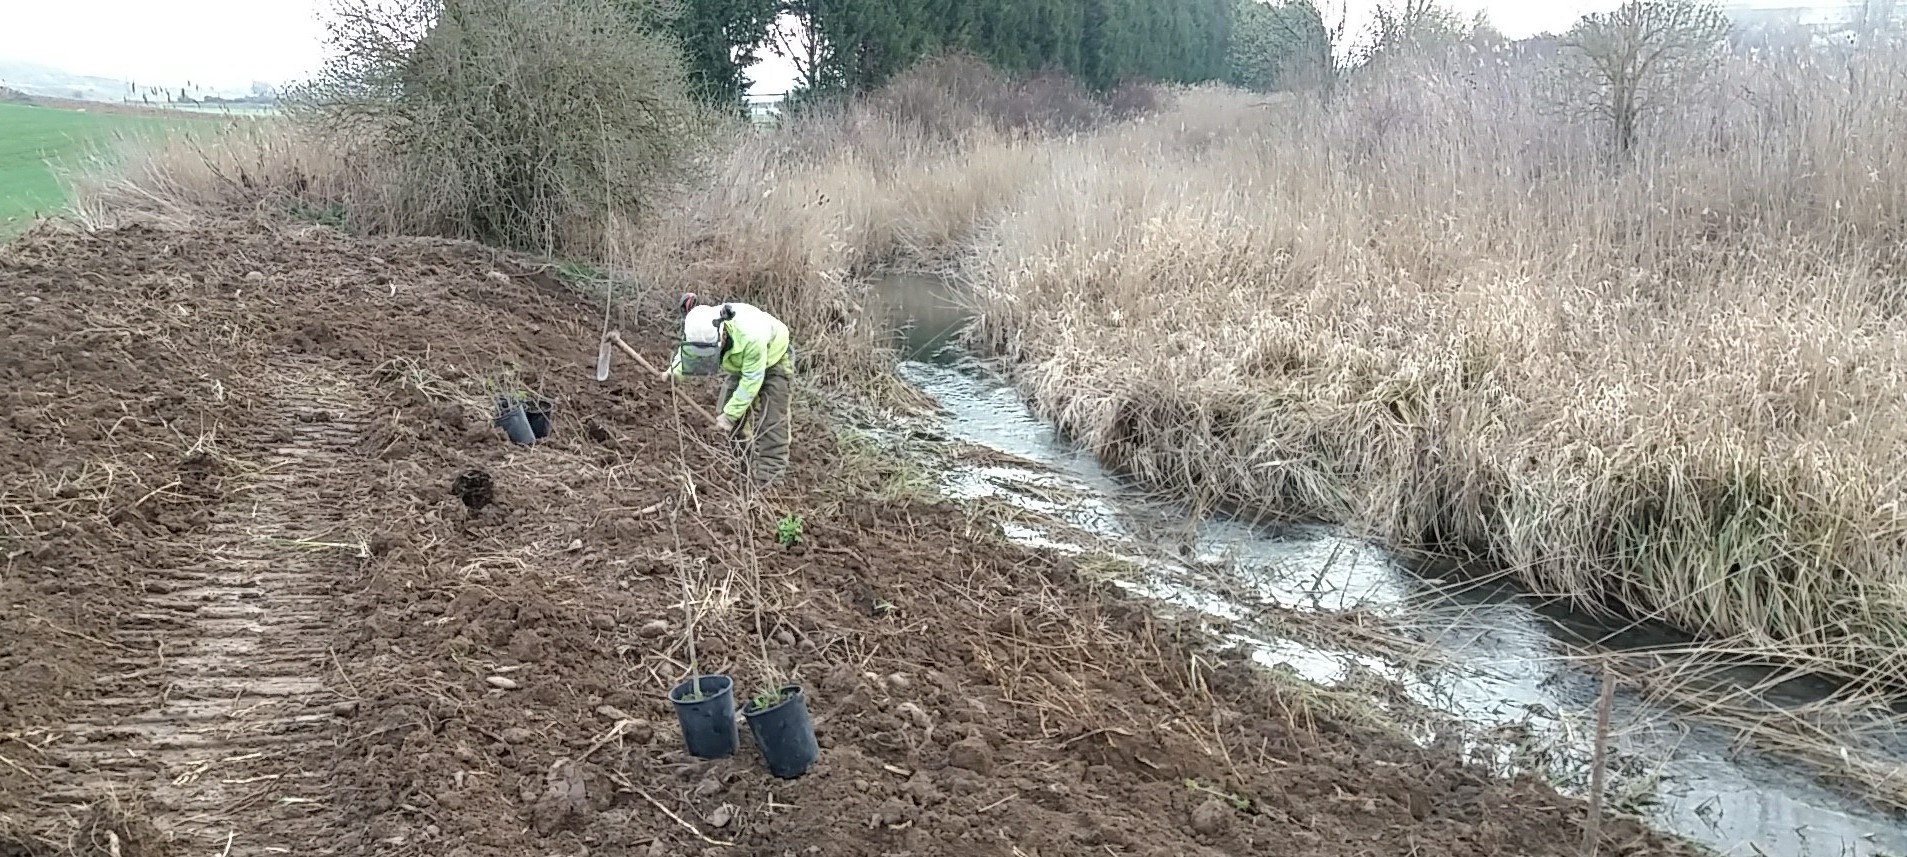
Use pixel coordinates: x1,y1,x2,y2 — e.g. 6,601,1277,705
0,219,1702,857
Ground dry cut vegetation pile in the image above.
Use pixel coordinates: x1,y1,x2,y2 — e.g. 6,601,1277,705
0,218,1702,856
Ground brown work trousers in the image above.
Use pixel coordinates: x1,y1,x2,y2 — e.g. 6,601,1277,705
718,359,793,485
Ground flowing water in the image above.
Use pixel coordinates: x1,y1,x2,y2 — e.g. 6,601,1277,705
865,273,1907,857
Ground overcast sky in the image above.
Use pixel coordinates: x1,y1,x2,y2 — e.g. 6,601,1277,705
0,0,1850,95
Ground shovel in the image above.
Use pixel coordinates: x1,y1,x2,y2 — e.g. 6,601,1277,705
596,330,720,426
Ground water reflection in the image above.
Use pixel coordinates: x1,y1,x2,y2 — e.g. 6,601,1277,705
868,272,1907,857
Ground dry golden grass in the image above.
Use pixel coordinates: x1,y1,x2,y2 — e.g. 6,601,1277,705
64,120,381,232
617,41,1907,696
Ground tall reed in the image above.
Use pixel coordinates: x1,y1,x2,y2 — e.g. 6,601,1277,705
636,41,1907,690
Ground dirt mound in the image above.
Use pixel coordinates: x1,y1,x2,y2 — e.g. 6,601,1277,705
0,219,1699,856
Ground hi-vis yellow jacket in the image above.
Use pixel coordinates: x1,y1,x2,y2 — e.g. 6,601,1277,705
669,303,792,421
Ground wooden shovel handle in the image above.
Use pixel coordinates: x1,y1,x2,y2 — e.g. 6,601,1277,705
606,332,720,426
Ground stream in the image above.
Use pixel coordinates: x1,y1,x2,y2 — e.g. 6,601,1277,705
865,273,1907,857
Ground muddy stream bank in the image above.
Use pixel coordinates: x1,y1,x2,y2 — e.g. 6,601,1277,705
860,273,1907,857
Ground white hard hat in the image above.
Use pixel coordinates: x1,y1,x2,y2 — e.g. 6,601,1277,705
682,304,724,351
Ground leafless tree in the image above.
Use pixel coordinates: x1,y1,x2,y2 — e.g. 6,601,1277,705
1854,0,1901,41
1557,0,1732,159
1360,0,1466,64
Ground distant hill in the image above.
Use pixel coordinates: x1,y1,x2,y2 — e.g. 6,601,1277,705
0,60,131,103
0,59,275,106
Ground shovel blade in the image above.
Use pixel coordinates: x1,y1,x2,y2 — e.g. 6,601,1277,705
595,337,613,382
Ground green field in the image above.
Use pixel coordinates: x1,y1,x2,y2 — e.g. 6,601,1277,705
0,102,192,234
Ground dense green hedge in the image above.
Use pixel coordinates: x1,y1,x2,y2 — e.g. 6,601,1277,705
667,0,1240,105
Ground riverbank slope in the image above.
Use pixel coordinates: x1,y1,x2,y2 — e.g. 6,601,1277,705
0,217,1703,856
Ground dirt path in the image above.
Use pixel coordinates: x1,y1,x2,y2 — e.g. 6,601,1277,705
0,219,1705,857
85,357,365,852
10,344,369,850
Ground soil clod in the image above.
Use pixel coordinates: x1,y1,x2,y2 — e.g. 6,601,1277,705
1191,798,1232,836
947,735,995,774
532,760,592,836
453,467,495,510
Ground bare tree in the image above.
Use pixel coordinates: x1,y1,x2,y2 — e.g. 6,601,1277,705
1558,0,1731,159
1360,0,1466,64
1854,0,1901,41
769,8,829,95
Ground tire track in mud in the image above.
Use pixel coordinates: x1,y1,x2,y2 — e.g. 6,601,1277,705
43,357,362,855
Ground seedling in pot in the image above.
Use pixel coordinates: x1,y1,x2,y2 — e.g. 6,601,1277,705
748,686,787,710
492,396,537,447
677,672,717,703
742,679,817,779
484,367,544,447
666,552,736,758
668,671,737,760
482,365,534,403
523,397,555,439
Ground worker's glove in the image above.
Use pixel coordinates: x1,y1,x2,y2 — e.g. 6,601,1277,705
656,368,671,381
716,414,736,433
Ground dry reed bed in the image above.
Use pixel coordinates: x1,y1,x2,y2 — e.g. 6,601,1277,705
627,44,1907,695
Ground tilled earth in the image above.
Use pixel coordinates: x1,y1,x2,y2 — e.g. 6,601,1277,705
0,220,1700,857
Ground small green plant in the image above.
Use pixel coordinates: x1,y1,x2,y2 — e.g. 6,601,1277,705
288,199,348,228
747,686,787,712
1184,778,1254,813
480,363,539,406
555,259,608,284
776,514,804,546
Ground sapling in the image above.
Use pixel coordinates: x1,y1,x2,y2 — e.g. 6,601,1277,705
481,360,551,411
677,550,706,701
746,661,794,712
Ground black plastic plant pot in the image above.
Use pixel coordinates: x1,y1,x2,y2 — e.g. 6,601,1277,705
493,397,537,447
669,674,738,760
524,399,554,439
742,685,818,779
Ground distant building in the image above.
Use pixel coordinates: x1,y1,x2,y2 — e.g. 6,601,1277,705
745,91,787,124
1723,0,1903,53
1722,0,1903,31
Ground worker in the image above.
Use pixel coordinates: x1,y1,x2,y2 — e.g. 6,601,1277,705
659,295,795,485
